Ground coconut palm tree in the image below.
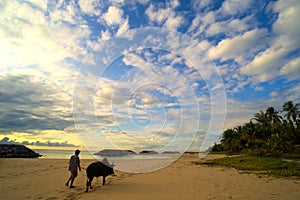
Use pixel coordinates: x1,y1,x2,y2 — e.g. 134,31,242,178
221,128,241,153
266,106,282,125
282,101,300,123
252,110,271,139
252,110,267,125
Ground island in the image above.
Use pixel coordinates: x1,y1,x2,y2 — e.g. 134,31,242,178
139,150,159,154
161,151,180,154
94,149,137,157
0,144,42,158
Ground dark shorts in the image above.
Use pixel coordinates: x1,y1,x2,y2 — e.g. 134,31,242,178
71,170,78,177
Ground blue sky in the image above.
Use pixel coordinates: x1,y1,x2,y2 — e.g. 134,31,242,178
0,0,299,152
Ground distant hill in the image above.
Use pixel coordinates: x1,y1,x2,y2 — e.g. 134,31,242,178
139,150,159,154
0,144,42,158
161,151,180,154
94,149,137,157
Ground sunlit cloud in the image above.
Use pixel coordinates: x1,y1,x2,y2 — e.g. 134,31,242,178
0,0,299,152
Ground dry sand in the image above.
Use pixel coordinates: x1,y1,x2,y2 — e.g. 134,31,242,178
0,153,299,200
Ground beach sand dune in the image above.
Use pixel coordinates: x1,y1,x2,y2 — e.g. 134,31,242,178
0,154,299,200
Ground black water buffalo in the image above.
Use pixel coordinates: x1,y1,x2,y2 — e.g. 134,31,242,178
85,159,115,192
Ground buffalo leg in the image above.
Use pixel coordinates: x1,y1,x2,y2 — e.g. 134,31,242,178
86,178,89,192
86,177,94,192
102,176,106,185
89,177,94,189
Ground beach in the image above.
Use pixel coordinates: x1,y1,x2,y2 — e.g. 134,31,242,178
0,153,299,200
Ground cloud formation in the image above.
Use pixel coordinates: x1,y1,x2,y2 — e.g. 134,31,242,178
0,137,78,147
0,0,299,151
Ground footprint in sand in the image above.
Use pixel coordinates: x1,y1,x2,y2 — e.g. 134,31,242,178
46,197,59,200
66,193,79,200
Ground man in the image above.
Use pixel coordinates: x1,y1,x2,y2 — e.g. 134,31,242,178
66,149,81,188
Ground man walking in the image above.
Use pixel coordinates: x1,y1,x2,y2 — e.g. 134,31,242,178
66,149,81,188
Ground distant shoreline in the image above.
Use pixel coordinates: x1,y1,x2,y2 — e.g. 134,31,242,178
32,148,184,161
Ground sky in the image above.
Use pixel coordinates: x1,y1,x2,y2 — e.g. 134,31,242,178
0,0,299,152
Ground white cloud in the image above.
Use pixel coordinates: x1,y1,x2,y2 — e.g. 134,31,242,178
78,0,102,16
26,0,48,12
223,99,269,130
122,51,199,101
137,0,149,5
284,82,300,101
192,0,212,11
168,0,180,8
240,0,300,83
146,4,171,24
0,0,94,96
219,0,254,16
101,29,112,40
145,3,182,30
49,1,80,25
187,15,201,33
122,52,150,71
109,0,125,5
1,3,65,67
269,91,279,98
102,6,124,26
273,0,300,41
188,11,215,38
280,57,300,80
91,69,198,143
164,15,182,29
202,11,215,25
206,17,250,37
254,86,264,91
116,18,130,36
208,29,268,63
240,37,292,83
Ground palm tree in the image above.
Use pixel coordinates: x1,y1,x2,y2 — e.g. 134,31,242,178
266,106,282,125
252,110,270,139
217,101,300,157
240,122,255,150
234,125,243,134
252,110,267,125
282,101,300,123
221,129,241,153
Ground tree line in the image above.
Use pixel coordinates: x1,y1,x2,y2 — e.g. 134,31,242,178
212,101,300,157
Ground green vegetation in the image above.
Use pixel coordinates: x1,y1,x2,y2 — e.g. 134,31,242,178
207,156,300,177
212,101,300,157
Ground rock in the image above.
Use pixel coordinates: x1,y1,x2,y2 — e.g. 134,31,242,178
139,150,159,154
0,144,42,158
94,149,137,157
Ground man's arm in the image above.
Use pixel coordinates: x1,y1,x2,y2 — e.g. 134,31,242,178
77,157,81,171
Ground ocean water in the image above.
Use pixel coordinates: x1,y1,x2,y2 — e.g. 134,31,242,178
33,149,178,160
33,149,95,159
32,149,181,173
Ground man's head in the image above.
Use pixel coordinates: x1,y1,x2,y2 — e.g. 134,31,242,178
75,149,80,155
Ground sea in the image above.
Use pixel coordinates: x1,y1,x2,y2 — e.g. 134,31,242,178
32,149,96,159
32,149,178,160
32,149,182,173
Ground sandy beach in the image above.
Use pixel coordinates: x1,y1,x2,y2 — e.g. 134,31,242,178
0,153,299,200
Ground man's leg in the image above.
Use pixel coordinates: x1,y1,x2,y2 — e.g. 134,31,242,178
66,173,72,186
69,171,77,188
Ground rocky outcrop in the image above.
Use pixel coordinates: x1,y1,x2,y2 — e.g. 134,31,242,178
0,144,42,158
94,149,137,157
